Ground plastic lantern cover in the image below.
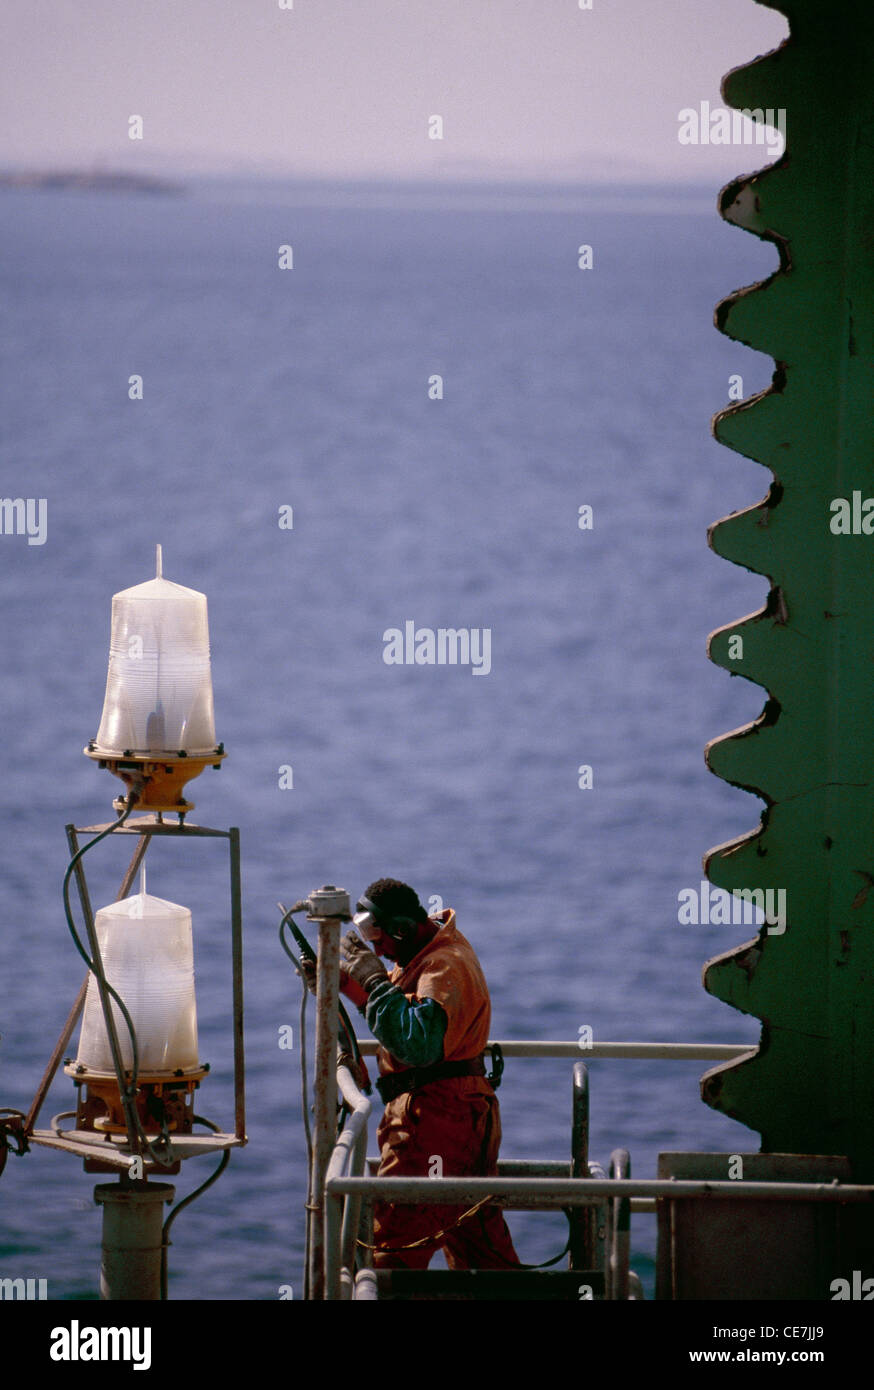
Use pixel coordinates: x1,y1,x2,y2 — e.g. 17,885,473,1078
95,573,216,756
76,892,199,1075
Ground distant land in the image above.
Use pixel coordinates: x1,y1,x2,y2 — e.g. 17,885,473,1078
0,169,184,195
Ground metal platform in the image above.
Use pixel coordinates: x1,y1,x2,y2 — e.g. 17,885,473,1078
29,1127,243,1174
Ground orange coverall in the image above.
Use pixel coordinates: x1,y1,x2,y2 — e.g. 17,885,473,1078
371,910,519,1269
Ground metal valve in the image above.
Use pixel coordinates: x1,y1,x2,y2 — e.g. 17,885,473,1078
305,885,351,920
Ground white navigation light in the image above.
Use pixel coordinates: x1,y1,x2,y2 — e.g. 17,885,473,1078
76,889,200,1077
95,545,216,757
86,546,225,814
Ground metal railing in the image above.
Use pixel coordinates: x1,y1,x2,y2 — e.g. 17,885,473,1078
317,1040,874,1301
354,1040,756,1061
323,1065,372,1300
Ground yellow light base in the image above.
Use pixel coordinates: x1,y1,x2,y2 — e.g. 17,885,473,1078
84,747,225,813
65,1063,209,1135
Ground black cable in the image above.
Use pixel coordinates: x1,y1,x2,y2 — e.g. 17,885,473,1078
297,980,312,1167
159,1115,231,1300
62,796,141,1079
62,792,175,1169
278,907,363,1070
0,1109,28,1156
0,1109,29,1178
277,916,315,1158
515,1227,574,1270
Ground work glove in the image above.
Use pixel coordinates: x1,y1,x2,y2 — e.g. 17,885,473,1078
340,930,389,997
299,952,370,1011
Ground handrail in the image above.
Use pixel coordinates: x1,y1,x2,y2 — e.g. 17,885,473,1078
324,1064,371,1301
337,1064,372,1115
337,1066,371,1289
354,1039,755,1060
318,1041,871,1301
327,1175,874,1204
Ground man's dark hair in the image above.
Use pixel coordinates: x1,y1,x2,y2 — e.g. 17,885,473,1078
364,878,426,925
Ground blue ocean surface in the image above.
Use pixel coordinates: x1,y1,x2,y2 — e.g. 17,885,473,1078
0,177,777,1299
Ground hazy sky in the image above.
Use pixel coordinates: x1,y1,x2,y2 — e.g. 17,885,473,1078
2,0,789,182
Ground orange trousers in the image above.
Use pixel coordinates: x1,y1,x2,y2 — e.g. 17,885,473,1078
372,1076,520,1270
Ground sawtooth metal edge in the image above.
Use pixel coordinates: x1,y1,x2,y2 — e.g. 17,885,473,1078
701,0,874,1177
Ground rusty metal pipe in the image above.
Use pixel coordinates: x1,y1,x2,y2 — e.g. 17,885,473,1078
307,915,341,1300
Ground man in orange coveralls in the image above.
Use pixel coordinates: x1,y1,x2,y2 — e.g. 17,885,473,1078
338,877,519,1270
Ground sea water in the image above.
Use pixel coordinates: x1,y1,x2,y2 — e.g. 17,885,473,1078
0,177,773,1298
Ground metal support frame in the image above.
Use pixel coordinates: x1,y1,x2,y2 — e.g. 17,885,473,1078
25,834,152,1137
228,827,245,1142
26,814,245,1164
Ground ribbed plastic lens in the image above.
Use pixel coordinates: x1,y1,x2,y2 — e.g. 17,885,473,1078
76,892,199,1075
95,573,216,756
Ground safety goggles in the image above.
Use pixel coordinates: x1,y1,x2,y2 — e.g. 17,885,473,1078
352,902,382,941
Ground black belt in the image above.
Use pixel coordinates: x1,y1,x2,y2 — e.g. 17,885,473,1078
376,1056,487,1105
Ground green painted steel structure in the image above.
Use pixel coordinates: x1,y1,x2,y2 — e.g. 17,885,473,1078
702,0,874,1178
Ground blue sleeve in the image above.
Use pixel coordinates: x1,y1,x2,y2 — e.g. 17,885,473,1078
364,980,447,1068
